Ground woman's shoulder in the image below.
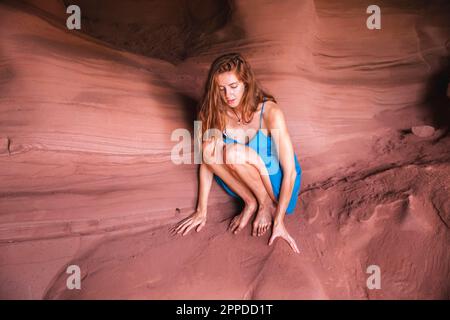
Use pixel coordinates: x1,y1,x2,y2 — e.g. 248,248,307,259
263,99,279,112
263,100,285,126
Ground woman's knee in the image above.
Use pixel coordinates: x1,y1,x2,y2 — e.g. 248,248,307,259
223,143,248,169
202,139,224,165
227,144,267,175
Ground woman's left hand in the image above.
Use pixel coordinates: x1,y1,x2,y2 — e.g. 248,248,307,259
268,221,300,253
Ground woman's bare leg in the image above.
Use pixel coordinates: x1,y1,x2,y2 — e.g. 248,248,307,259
224,144,278,237
202,139,258,233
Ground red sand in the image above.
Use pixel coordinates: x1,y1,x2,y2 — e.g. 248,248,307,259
0,0,449,299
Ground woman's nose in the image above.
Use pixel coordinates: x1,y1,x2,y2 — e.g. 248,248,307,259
226,91,234,99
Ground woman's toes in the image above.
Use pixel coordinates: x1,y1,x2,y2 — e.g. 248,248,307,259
260,225,266,236
260,226,266,236
261,224,270,236
229,216,239,231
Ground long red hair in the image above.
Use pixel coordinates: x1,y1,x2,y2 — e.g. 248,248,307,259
197,53,276,142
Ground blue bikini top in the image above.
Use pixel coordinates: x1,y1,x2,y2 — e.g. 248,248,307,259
222,97,269,149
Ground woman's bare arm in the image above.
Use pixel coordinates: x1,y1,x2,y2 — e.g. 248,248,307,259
196,163,214,215
171,163,213,235
265,102,300,253
266,103,298,224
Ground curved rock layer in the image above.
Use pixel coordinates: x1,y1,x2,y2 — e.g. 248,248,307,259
0,0,449,299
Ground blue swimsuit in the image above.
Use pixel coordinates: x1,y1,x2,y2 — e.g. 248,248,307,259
213,98,302,214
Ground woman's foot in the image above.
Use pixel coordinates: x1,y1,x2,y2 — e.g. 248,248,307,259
252,199,276,237
229,201,257,234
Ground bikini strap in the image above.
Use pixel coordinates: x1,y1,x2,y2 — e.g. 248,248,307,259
259,97,266,129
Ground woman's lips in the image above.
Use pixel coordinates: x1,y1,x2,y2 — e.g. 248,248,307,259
227,99,236,104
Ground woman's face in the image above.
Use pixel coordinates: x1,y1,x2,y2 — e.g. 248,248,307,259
216,71,245,108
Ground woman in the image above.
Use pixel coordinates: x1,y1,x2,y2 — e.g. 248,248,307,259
172,53,302,253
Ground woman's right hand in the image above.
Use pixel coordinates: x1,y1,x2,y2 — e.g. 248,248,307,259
171,210,207,236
